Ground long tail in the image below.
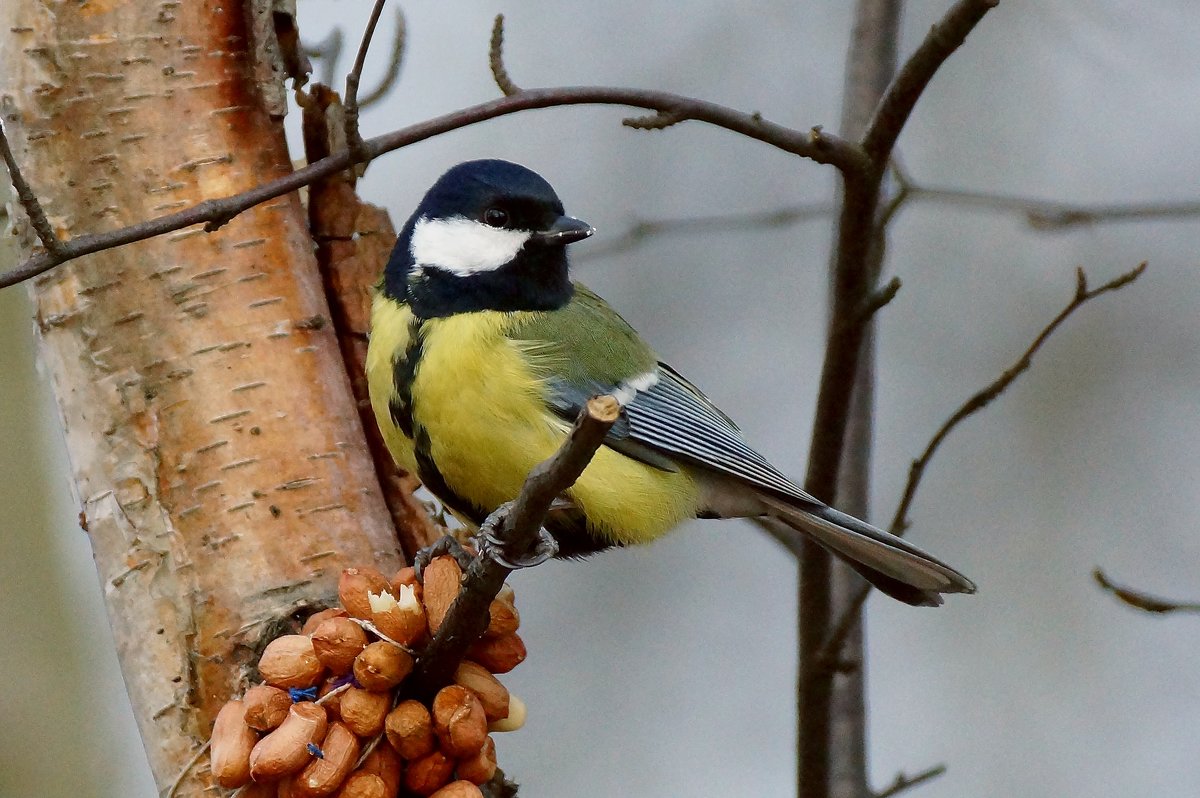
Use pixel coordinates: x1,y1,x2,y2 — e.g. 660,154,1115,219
762,498,977,607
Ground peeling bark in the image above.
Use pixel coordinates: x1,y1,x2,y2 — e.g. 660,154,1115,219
301,84,443,560
0,2,400,793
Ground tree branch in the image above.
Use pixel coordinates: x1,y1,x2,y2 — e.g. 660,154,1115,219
343,0,388,163
408,396,620,698
575,202,833,261
818,262,1148,664
0,117,65,257
861,0,1000,163
580,181,1200,263
799,0,903,793
906,182,1200,230
873,764,947,798
358,8,407,109
889,261,1146,535
0,86,863,291
1094,568,1200,614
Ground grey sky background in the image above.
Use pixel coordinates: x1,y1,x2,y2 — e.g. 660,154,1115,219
3,2,1199,796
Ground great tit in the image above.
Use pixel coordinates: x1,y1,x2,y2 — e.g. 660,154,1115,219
366,159,976,606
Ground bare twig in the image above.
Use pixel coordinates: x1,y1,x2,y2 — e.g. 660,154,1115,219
358,8,407,109
909,184,1200,230
407,396,620,699
303,27,345,87
818,262,1148,665
343,0,388,164
1094,568,1200,614
489,15,521,96
873,764,948,798
575,202,833,261
0,117,65,257
862,0,1000,163
582,182,1200,263
0,86,862,291
890,262,1146,535
165,740,210,798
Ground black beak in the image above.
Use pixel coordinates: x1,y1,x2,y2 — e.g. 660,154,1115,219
528,216,595,246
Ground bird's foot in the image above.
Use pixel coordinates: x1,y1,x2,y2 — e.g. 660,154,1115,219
474,501,559,570
414,534,474,579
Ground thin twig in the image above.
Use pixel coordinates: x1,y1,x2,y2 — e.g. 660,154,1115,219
873,764,948,798
358,8,407,109
343,0,388,165
407,396,620,699
862,0,1000,163
575,202,833,261
818,262,1148,665
165,740,210,798
582,183,1200,263
890,262,1146,535
0,86,862,291
1094,568,1200,614
489,15,521,96
303,27,345,87
0,118,65,257
910,184,1200,230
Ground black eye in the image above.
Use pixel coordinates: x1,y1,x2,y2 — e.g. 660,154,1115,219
483,208,509,228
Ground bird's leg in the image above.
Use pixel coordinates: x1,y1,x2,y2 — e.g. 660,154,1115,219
413,534,474,578
474,501,560,570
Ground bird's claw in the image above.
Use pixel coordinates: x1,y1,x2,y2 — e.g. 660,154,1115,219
474,502,559,569
413,534,474,580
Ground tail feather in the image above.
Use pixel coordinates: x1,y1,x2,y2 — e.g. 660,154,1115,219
761,498,977,607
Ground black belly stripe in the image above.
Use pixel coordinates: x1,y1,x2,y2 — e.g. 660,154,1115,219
413,425,488,526
389,315,424,438
397,317,488,526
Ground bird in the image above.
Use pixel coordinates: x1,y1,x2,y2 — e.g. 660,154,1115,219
366,159,976,606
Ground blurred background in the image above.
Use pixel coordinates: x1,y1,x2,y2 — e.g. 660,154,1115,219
3,1,1199,796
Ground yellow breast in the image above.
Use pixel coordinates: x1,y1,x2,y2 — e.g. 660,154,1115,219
366,294,701,545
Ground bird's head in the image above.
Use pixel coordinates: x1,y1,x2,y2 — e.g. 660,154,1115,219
383,159,594,317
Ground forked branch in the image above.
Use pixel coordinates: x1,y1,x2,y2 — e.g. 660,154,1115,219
819,262,1147,664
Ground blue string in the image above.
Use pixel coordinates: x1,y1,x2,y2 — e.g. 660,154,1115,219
289,686,318,702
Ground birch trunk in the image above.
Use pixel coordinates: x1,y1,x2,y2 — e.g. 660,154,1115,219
0,2,400,793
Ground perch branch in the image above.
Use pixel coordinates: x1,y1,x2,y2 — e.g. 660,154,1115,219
1094,568,1200,614
818,262,1148,665
862,0,1000,163
873,764,948,798
408,396,620,698
1,86,862,290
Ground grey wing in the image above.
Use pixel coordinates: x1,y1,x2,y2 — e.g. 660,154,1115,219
545,363,821,507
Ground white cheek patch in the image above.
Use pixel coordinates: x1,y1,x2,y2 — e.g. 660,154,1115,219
612,369,660,407
410,215,532,276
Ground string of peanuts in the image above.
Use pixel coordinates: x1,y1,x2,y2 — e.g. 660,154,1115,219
208,558,525,798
